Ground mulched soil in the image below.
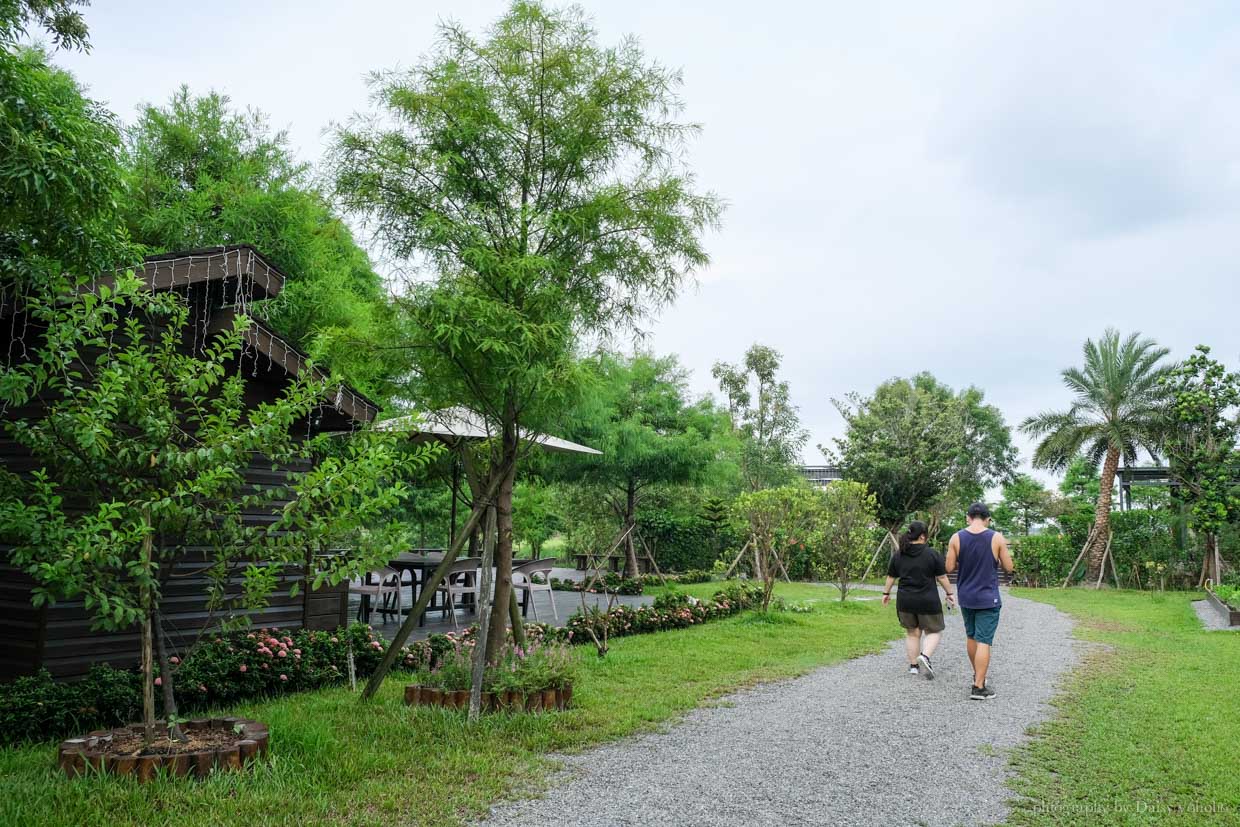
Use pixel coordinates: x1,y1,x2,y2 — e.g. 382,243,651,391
104,727,243,757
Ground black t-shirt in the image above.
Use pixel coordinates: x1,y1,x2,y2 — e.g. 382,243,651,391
887,544,946,614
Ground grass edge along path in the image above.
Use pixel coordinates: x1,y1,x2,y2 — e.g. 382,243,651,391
0,582,898,827
1005,589,1240,827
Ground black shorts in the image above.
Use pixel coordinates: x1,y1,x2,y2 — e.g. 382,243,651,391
897,611,945,633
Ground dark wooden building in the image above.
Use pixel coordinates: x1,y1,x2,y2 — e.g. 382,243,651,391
1,246,379,680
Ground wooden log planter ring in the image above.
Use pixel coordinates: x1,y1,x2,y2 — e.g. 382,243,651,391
58,717,270,781
1204,587,1240,627
404,685,574,712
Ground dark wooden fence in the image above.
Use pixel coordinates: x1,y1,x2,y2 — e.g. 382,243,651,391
0,549,348,681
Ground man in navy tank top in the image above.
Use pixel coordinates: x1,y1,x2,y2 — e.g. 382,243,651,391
946,502,1014,700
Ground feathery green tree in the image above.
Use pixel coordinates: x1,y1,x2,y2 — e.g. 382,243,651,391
829,372,1015,538
712,344,807,491
329,1,721,661
121,89,403,403
561,351,726,577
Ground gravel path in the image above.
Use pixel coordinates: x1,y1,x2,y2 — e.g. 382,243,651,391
1192,599,1240,631
479,592,1077,827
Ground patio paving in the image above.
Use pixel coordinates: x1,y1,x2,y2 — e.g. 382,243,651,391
350,567,652,642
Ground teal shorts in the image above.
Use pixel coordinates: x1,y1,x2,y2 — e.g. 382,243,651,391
960,606,1001,645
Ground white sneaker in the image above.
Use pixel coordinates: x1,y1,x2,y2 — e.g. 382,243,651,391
918,653,935,680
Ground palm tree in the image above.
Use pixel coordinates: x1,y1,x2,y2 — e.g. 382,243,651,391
1021,330,1171,585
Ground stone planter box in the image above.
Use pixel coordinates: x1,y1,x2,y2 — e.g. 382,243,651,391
404,684,573,712
1204,587,1240,627
58,717,269,781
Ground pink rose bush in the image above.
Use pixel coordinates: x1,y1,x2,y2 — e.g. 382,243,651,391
162,622,428,706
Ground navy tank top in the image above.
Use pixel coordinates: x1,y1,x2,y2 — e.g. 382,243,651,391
956,529,1001,609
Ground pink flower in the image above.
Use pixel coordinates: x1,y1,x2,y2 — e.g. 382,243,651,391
198,684,207,692
169,656,180,665
154,677,162,686
330,637,338,644
280,674,288,681
239,664,248,673
277,650,287,658
247,633,256,640
293,648,301,655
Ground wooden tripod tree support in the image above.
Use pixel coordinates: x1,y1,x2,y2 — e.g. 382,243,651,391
361,463,508,702
583,523,636,582
1094,531,1117,589
860,532,898,582
723,539,751,579
634,532,668,585
721,535,792,584
1060,525,1098,589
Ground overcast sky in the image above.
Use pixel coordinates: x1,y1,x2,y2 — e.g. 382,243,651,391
54,0,1240,481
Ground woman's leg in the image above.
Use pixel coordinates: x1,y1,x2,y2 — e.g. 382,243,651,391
904,628,921,663
920,630,942,658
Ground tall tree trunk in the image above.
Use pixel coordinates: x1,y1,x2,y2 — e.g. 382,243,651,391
485,425,518,665
140,609,156,745
139,511,156,745
1087,447,1120,585
469,506,497,720
154,611,186,741
623,482,639,579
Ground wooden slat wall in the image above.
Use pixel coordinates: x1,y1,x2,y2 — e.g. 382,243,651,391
0,456,349,681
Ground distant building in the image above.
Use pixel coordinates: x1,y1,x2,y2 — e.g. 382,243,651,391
799,465,843,488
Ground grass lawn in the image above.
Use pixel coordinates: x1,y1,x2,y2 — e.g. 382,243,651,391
0,582,897,827
1008,588,1240,826
515,534,568,563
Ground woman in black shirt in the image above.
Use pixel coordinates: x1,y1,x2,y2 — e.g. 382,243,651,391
882,520,955,679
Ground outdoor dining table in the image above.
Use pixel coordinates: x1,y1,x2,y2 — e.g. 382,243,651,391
384,550,536,625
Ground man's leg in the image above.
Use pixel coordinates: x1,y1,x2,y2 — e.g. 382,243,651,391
971,609,1001,695
921,630,942,658
972,642,991,688
962,608,978,668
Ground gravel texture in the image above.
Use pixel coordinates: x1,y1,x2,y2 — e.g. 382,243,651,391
479,592,1077,827
1192,599,1240,631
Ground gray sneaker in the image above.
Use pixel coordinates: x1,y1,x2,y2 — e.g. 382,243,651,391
970,684,996,700
918,653,935,680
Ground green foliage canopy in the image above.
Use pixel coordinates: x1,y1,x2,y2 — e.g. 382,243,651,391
121,88,402,402
1,39,134,302
829,372,1016,533
811,480,878,601
329,0,721,433
560,350,730,574
994,473,1058,536
1161,345,1240,579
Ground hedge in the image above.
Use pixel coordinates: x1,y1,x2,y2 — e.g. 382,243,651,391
551,581,764,644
